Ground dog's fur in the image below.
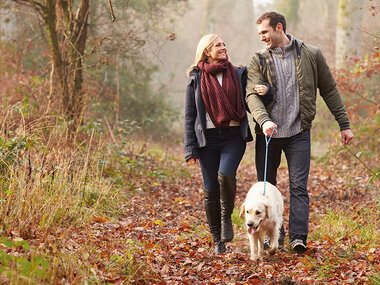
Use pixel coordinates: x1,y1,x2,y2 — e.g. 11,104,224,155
240,182,284,261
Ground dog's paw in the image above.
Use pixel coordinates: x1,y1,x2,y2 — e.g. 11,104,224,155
250,255,259,262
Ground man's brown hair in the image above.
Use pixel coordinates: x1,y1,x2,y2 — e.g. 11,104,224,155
256,11,287,33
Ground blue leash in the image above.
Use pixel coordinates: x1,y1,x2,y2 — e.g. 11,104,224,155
263,127,276,196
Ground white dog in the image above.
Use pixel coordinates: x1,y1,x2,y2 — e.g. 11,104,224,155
240,182,284,261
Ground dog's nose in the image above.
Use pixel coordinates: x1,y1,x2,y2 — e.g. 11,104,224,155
247,222,254,227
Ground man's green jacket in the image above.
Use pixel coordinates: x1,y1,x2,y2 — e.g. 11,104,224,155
246,36,350,133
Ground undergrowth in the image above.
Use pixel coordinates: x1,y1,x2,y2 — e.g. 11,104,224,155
0,106,189,283
309,201,380,282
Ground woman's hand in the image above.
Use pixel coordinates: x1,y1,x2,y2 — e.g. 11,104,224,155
187,157,199,166
254,84,269,96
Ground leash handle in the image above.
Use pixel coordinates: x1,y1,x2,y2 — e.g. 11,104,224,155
263,126,276,196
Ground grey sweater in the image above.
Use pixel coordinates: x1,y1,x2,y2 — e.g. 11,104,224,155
270,36,302,138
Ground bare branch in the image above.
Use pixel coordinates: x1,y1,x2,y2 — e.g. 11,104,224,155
73,0,89,48
10,0,46,15
351,91,377,106
357,27,380,40
344,146,378,177
107,0,115,22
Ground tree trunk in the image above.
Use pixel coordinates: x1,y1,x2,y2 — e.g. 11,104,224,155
200,0,217,35
66,0,89,127
11,0,90,130
275,0,299,33
114,51,120,128
335,0,363,69
43,0,68,115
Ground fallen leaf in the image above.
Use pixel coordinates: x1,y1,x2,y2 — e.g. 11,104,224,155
197,247,207,254
247,277,264,284
154,219,164,226
94,216,108,223
263,264,274,271
196,262,205,271
161,264,169,274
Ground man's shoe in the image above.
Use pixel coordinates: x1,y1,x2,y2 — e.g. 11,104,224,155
290,239,307,253
278,225,285,249
263,236,270,250
263,227,285,250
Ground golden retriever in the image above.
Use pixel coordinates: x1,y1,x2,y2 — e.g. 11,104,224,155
240,182,284,261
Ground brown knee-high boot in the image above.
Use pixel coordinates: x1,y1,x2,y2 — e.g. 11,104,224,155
204,190,226,254
218,172,236,242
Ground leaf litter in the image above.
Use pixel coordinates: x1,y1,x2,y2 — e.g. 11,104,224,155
2,146,379,284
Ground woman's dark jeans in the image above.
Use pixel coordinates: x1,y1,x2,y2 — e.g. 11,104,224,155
255,130,310,244
198,127,246,192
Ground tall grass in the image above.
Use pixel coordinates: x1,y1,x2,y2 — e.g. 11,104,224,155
0,109,118,238
308,201,380,281
310,202,380,252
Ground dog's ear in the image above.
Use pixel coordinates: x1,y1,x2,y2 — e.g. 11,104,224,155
239,203,245,218
265,203,271,219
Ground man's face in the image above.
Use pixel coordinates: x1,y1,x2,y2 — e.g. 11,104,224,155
257,19,281,49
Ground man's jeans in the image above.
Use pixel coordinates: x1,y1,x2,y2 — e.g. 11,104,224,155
255,130,310,243
198,127,246,192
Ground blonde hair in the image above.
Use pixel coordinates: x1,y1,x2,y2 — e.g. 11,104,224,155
186,34,219,77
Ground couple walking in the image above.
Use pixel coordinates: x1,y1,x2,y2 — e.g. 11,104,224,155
184,11,354,254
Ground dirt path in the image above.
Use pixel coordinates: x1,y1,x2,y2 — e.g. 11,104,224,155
59,157,378,284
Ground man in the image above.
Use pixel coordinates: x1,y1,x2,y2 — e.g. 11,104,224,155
246,11,354,253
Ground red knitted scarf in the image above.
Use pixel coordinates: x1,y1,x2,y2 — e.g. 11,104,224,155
197,60,245,129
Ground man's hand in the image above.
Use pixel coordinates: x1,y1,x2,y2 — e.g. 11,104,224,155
341,129,354,145
254,84,269,96
187,157,199,166
262,121,278,137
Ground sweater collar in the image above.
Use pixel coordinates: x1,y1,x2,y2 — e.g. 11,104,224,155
271,34,295,55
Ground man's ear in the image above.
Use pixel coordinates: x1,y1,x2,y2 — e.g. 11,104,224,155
276,22,283,32
239,203,245,218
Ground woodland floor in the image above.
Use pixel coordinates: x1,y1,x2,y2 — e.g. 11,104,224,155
11,147,379,284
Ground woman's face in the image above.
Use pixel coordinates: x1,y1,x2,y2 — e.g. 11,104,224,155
205,37,227,64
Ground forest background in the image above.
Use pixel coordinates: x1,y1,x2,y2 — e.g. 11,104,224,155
0,0,379,283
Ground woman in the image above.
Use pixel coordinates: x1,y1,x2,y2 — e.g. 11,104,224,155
184,34,253,254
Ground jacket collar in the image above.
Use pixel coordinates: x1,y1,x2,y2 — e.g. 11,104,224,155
234,66,246,79
257,34,303,59
189,68,201,80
